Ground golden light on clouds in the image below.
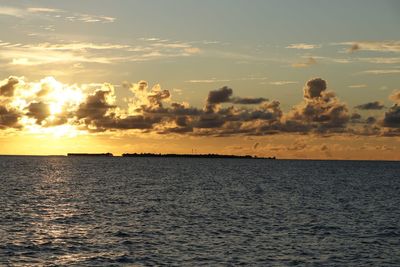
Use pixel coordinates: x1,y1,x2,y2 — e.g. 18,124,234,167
0,74,399,159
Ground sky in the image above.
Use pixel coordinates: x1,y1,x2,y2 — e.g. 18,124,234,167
0,0,399,159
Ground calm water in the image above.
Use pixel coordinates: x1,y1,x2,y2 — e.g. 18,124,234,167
0,156,399,266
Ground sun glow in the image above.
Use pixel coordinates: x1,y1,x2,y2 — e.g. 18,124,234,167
1,76,89,138
25,124,86,137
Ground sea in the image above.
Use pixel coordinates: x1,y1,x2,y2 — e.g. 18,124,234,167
0,156,399,266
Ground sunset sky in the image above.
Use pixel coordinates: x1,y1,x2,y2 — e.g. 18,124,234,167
0,0,399,159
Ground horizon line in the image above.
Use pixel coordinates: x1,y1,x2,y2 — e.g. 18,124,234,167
0,154,398,162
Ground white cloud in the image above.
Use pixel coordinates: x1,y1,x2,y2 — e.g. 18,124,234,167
0,5,116,23
269,81,298,86
348,84,367,88
361,69,400,75
357,57,400,64
27,7,62,13
185,79,230,83
286,43,321,50
0,6,24,17
0,38,204,67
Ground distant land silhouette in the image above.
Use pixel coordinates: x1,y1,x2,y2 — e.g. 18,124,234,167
66,152,275,159
122,153,275,159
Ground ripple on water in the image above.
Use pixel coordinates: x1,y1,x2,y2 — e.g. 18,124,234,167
0,157,400,266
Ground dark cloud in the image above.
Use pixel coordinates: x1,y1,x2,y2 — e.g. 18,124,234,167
175,116,189,127
170,102,201,116
348,43,360,53
382,128,400,137
94,115,161,131
382,91,400,131
0,105,21,129
206,86,267,105
366,116,376,124
355,101,385,110
207,86,233,104
204,86,270,115
287,78,350,133
26,102,50,124
303,78,327,99
383,105,400,128
350,112,362,122
0,77,19,97
195,114,225,128
76,86,116,121
232,97,268,105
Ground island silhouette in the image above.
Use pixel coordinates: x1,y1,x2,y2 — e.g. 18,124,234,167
67,153,275,159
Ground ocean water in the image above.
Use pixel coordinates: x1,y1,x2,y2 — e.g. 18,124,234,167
0,156,399,266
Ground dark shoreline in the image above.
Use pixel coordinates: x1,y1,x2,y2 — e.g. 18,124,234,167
0,155,399,162
66,152,275,160
121,153,275,160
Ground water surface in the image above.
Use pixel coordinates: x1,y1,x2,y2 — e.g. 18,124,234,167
1,156,399,266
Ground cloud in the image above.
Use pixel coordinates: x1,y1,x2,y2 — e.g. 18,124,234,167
347,43,361,53
285,78,350,133
205,86,267,108
27,7,61,13
0,5,115,23
348,84,367,88
269,81,298,86
206,87,233,104
340,41,400,53
389,90,400,104
303,78,327,99
355,101,385,110
232,97,268,105
29,42,131,51
184,47,201,54
147,87,171,110
186,79,230,83
0,105,21,129
358,57,400,64
0,38,202,67
361,69,400,75
383,105,400,128
291,57,317,68
26,101,50,124
381,91,400,129
76,84,116,122
366,116,377,124
0,6,24,17
69,14,115,23
0,77,19,97
286,43,321,50
1,75,398,136
350,113,362,123
74,83,161,131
